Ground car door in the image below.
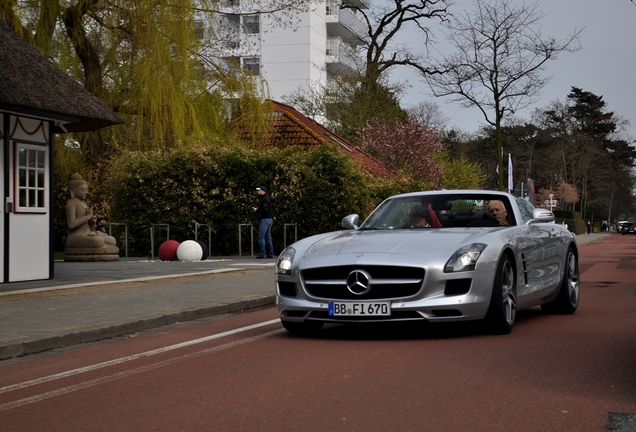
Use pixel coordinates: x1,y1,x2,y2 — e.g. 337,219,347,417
515,198,564,296
526,223,564,293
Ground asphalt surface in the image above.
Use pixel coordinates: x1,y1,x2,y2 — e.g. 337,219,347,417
0,233,610,361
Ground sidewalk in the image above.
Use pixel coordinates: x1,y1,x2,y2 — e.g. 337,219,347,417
573,232,612,246
0,233,612,361
0,256,278,360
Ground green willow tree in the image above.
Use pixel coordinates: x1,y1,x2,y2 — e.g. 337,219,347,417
2,0,308,164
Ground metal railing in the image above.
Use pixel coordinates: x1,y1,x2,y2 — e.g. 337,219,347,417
238,224,254,257
326,37,359,73
326,3,367,42
113,221,299,259
150,223,170,260
284,223,298,249
194,223,212,259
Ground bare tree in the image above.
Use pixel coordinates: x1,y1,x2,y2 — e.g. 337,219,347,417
285,1,451,141
406,100,450,131
424,0,581,189
345,0,451,83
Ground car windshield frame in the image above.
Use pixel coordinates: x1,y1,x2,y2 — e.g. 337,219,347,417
359,193,518,230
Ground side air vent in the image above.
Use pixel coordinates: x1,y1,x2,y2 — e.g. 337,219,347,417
278,281,297,297
444,278,472,296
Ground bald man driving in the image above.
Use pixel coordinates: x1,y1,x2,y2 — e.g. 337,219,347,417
487,200,509,225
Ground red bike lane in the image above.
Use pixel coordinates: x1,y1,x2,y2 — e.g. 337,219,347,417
0,233,634,432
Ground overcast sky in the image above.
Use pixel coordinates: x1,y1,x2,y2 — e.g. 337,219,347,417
392,0,636,139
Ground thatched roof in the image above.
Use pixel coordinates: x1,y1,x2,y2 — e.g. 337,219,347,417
231,100,397,179
0,21,123,133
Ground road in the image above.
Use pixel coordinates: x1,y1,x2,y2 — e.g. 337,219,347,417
1,234,635,431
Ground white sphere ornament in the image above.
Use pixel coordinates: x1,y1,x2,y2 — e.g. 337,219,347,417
176,240,203,261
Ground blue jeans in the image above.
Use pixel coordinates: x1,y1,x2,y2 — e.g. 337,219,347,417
258,218,274,257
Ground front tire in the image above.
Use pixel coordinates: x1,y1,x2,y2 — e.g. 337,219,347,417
281,319,324,336
541,247,580,314
485,254,517,334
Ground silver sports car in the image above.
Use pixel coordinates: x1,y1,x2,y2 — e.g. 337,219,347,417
275,190,580,335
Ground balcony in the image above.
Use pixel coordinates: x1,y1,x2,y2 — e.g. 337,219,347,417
326,3,367,46
326,37,362,75
343,0,369,9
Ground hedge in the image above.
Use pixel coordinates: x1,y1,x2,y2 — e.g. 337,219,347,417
94,144,421,257
553,210,585,235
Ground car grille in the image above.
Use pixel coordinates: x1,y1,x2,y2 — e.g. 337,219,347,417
302,265,424,300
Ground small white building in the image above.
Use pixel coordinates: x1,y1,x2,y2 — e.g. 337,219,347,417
215,0,368,101
0,21,122,283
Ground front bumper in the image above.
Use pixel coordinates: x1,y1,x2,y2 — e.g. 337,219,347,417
276,266,495,324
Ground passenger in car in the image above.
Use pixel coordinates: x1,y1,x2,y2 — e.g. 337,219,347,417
487,200,509,225
408,204,431,228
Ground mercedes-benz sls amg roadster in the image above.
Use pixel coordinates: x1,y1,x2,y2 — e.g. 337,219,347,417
275,190,580,335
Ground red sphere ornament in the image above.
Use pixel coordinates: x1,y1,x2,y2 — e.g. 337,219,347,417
158,240,180,261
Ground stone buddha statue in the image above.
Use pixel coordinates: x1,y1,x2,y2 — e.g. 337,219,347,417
64,173,119,261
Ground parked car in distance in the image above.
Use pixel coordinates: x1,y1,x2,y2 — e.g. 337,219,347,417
621,222,635,235
275,190,580,336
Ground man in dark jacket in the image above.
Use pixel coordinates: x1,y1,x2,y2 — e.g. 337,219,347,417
252,186,274,258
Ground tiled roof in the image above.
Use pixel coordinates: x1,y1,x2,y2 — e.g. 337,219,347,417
0,21,123,132
232,100,396,179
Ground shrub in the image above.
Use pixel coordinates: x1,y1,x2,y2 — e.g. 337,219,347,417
554,210,585,235
106,144,401,257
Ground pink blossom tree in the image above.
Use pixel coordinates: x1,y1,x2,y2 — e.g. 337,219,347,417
359,117,446,187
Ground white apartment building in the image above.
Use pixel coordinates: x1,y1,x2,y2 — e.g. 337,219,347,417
216,0,369,101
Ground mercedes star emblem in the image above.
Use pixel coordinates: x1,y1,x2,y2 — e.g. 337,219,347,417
346,270,372,295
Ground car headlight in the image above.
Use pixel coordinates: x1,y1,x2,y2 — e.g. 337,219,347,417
276,247,296,275
444,243,487,273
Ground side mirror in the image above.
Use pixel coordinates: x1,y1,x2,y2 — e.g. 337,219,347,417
341,214,359,230
528,208,555,224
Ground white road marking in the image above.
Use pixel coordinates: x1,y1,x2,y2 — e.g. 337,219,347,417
0,318,280,395
0,329,285,411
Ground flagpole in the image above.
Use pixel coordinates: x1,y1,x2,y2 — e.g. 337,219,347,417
507,153,513,194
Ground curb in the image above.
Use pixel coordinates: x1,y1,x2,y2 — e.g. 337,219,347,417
0,267,251,298
0,295,275,361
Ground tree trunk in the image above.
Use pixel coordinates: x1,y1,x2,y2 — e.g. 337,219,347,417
34,0,60,55
63,0,103,97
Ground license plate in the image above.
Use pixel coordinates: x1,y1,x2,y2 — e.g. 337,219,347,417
328,302,391,316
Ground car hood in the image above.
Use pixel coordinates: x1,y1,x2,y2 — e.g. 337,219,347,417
303,228,500,258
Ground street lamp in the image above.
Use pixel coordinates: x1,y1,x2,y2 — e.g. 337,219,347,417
544,193,557,212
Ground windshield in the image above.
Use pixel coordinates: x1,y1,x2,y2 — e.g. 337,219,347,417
360,193,516,230
516,196,536,223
